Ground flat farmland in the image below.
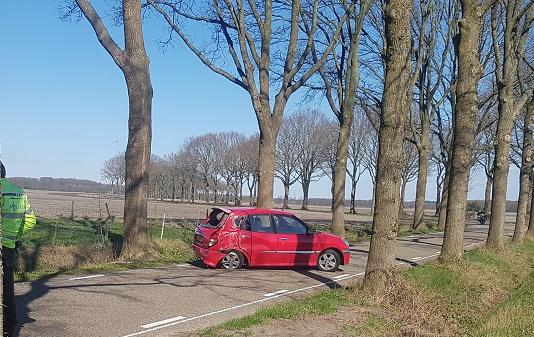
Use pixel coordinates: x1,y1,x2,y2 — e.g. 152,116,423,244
25,190,518,225
25,190,375,224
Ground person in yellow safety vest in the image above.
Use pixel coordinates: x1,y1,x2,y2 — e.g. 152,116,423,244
0,161,36,337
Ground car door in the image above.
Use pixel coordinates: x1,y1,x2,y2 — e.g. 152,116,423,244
272,215,316,266
247,214,279,266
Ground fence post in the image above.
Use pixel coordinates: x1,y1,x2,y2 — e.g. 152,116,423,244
70,200,74,220
160,213,166,240
105,203,111,220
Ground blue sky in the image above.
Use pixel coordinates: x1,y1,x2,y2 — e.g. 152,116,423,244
0,1,520,201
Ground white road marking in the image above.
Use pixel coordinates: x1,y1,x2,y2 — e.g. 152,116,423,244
177,264,189,267
411,256,423,261
121,272,366,337
69,274,104,281
333,274,350,280
263,290,289,297
140,316,186,329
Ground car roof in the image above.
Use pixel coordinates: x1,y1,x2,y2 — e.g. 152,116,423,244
211,207,294,216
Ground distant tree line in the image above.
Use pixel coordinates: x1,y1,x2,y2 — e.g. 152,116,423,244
10,177,113,194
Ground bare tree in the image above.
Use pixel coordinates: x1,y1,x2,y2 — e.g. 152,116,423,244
66,0,154,256
347,108,368,214
411,0,456,229
513,97,534,242
149,0,352,208
312,0,374,236
400,140,419,216
362,0,415,297
276,118,301,209
487,0,534,249
101,153,126,195
440,0,495,263
292,110,329,210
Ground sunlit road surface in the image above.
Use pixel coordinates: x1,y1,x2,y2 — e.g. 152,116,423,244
16,223,513,337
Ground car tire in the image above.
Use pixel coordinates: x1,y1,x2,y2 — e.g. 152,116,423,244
317,249,340,272
220,250,244,270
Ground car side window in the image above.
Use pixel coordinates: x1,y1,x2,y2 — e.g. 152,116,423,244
272,215,308,235
249,215,274,233
235,216,250,231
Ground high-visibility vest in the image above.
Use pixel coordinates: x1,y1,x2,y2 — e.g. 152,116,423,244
0,178,36,249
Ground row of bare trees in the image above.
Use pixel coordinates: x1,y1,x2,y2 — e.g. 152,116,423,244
73,0,533,298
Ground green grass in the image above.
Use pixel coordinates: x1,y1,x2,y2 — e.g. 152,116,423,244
344,315,396,337
16,218,195,281
200,288,354,337
197,240,534,337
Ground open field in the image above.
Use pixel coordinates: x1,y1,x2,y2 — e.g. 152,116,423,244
26,189,518,225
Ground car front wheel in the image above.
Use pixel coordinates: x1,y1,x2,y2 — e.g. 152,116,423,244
220,250,244,270
317,249,340,272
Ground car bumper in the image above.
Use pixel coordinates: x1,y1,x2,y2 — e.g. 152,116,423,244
342,251,351,265
193,244,225,268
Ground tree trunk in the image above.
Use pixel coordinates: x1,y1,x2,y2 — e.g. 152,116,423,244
413,119,430,229
435,174,442,216
332,121,351,236
513,101,534,243
350,172,358,214
528,183,534,236
283,182,290,209
257,129,276,208
362,0,412,298
301,180,310,210
487,94,515,249
483,176,492,213
440,1,484,263
438,157,452,226
399,180,407,218
370,181,376,216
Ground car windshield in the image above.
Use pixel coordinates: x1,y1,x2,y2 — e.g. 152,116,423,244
202,209,228,228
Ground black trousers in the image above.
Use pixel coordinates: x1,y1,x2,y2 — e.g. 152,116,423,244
2,248,17,337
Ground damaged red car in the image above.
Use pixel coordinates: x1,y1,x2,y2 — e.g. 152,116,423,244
193,207,351,272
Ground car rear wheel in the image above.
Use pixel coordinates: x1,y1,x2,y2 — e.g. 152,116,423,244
221,250,244,270
317,249,340,272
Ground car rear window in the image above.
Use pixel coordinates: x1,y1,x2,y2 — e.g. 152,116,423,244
202,209,228,228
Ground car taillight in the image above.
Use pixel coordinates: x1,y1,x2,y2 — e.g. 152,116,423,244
208,238,218,247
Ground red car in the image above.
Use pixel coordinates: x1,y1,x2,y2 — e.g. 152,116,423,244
193,207,350,272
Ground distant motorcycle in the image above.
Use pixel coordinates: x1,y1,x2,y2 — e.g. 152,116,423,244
477,211,487,225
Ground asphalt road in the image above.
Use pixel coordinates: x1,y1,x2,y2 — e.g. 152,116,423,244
15,223,514,337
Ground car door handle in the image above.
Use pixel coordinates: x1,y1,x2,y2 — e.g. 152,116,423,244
280,237,288,240
241,234,250,238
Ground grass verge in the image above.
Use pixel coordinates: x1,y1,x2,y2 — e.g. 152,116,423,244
197,239,534,337
16,218,195,281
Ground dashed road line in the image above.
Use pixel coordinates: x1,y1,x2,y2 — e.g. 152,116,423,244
120,272,366,337
69,274,104,281
333,274,351,280
263,289,289,297
141,316,186,329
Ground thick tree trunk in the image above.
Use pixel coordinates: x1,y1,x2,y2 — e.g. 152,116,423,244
528,184,534,236
487,94,515,249
440,1,484,263
362,0,412,298
370,181,376,216
413,117,431,229
301,181,310,210
513,102,534,243
483,176,492,213
283,182,290,209
122,70,152,256
332,120,351,236
257,129,276,208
